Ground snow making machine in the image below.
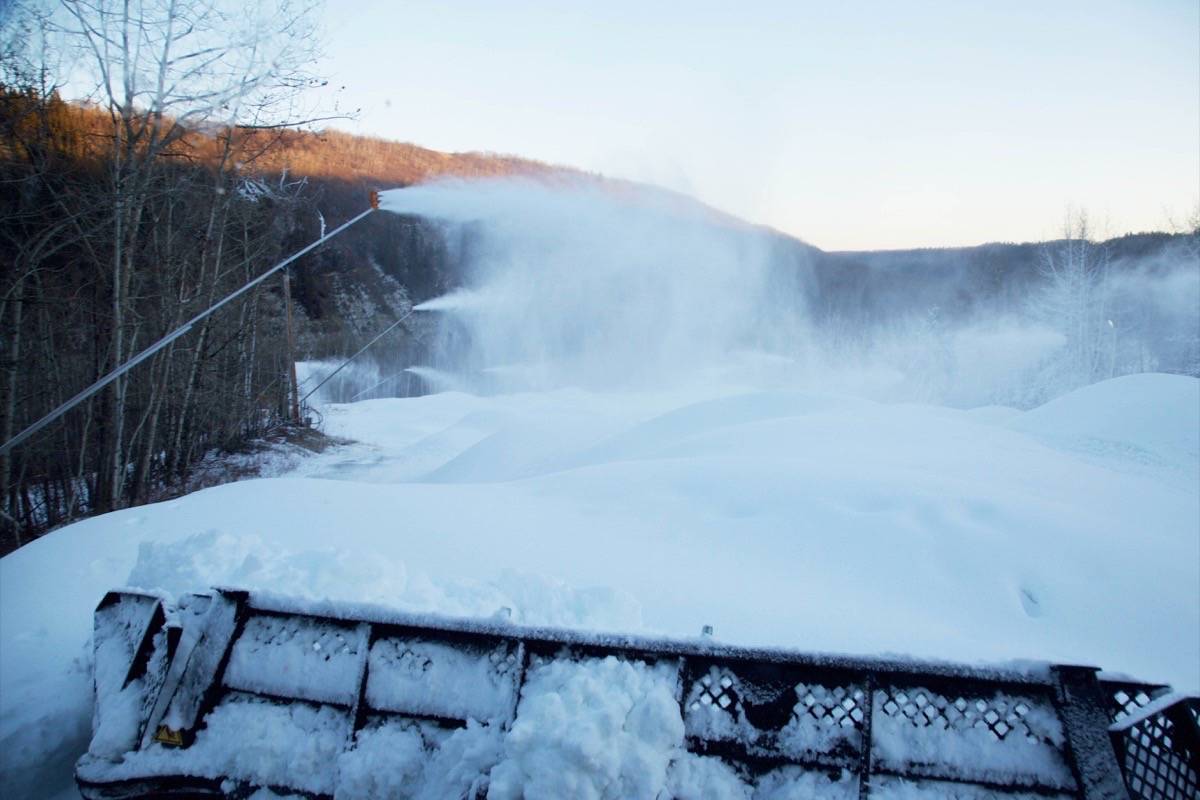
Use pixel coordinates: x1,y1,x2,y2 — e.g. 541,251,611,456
77,587,1199,799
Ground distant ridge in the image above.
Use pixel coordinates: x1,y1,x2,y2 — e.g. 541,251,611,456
247,127,584,186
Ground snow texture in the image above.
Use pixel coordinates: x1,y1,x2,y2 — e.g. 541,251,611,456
684,667,764,747
2,372,1198,797
870,777,1073,800
88,596,166,759
488,655,684,799
224,615,366,707
335,717,501,800
78,693,351,796
871,689,1073,787
365,636,519,721
667,755,860,800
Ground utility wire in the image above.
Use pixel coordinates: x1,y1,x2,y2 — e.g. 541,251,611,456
0,207,376,457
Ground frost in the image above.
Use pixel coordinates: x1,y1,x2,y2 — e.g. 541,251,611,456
79,694,351,796
225,616,365,706
871,689,1072,787
365,637,518,721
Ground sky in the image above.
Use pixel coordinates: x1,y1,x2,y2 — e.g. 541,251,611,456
316,1,1199,251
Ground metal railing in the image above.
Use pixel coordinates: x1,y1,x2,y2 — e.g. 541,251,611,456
76,588,1199,800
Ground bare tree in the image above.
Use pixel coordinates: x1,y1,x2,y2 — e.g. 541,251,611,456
1030,208,1114,392
53,0,324,509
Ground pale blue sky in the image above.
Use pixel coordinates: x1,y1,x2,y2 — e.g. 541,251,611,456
317,1,1199,250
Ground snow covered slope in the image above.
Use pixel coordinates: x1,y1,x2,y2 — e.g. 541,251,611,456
2,374,1198,798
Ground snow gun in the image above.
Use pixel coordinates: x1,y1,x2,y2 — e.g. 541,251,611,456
76,588,1198,799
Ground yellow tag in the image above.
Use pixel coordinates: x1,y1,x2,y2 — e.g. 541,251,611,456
154,726,184,747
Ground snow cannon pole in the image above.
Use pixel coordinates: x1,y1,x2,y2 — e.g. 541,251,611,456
299,308,417,407
0,197,381,458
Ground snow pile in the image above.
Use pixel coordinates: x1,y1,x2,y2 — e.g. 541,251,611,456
869,777,1072,800
126,528,642,631
78,694,350,795
668,757,858,800
489,655,682,798
335,718,501,800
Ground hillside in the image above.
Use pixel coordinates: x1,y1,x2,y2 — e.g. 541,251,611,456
2,93,1196,550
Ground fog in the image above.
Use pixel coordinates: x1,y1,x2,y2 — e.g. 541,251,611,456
376,178,1198,409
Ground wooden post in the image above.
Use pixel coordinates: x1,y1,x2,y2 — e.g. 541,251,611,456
282,269,301,423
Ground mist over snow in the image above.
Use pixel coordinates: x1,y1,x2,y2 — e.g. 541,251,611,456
3,177,1198,798
380,178,1198,408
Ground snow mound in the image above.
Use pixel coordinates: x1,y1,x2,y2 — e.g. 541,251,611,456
1008,373,1200,470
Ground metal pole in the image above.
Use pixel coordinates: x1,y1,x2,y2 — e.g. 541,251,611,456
348,368,409,402
299,309,416,406
0,206,376,457
283,269,301,422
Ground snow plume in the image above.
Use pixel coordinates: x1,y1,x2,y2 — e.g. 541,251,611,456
381,179,809,393
381,180,1198,407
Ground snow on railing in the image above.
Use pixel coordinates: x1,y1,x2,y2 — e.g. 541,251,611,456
76,588,1198,800
1108,691,1200,800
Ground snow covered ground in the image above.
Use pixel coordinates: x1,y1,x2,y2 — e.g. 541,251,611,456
2,371,1197,798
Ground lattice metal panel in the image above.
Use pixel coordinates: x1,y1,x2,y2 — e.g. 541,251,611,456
1107,683,1166,725
691,668,740,714
1116,707,1200,800
792,682,865,731
874,686,1041,742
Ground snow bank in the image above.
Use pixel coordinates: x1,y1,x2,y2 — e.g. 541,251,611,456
1006,372,1199,474
3,374,1198,797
